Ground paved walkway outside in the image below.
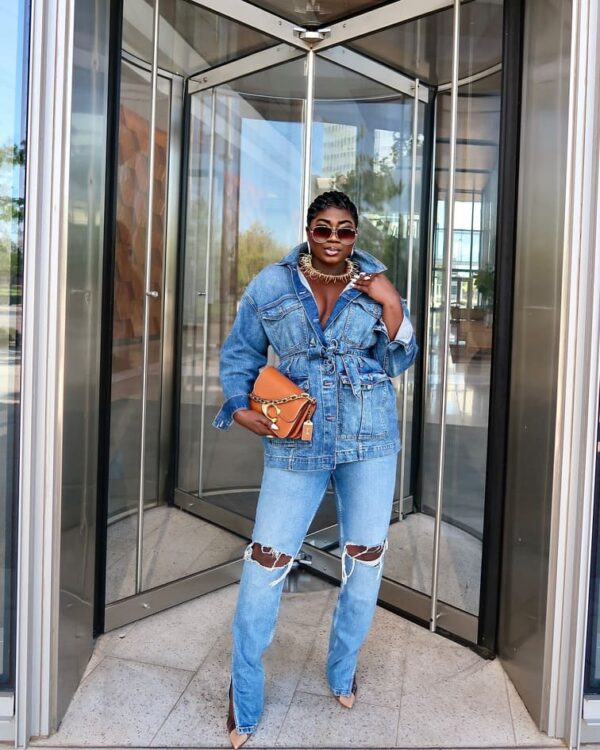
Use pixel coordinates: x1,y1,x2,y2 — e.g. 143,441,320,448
32,582,564,749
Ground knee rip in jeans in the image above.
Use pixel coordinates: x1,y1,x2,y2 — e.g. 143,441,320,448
244,541,295,587
341,539,388,586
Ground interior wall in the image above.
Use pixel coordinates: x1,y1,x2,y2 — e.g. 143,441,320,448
58,0,111,724
498,0,572,728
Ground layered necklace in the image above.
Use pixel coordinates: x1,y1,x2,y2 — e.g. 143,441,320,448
299,253,359,285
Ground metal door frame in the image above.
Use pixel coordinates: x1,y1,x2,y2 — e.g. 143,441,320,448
102,0,501,654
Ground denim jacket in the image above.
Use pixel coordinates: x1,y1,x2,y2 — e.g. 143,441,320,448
213,242,418,470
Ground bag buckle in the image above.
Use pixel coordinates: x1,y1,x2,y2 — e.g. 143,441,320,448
261,402,281,423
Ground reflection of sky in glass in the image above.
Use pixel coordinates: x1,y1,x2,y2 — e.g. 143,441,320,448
239,118,304,248
312,122,324,174
0,1,27,220
236,119,343,247
237,98,408,248
0,2,25,146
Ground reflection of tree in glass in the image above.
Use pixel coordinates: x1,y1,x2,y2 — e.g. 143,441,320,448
237,221,287,295
474,265,495,310
0,141,25,224
0,141,25,299
330,149,407,288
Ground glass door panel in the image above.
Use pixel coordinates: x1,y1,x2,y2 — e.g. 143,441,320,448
435,75,502,615
307,55,429,591
176,58,307,523
422,5,503,617
106,60,171,603
106,0,281,615
176,91,213,495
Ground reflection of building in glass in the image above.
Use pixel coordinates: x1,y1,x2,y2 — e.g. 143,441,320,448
322,123,357,179
432,198,486,311
361,212,401,237
373,128,396,172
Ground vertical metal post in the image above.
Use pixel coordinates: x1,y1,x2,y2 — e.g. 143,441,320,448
421,103,437,453
197,89,217,495
136,0,160,594
430,0,460,632
399,80,420,505
302,49,316,225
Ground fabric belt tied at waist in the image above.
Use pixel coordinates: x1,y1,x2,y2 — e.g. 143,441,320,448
304,340,366,397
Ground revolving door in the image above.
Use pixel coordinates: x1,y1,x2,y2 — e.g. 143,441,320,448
103,0,505,650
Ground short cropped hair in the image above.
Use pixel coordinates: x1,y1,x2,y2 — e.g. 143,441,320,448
306,191,359,227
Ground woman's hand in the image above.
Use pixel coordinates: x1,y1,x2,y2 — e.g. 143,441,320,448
351,271,401,306
351,272,404,338
233,408,280,436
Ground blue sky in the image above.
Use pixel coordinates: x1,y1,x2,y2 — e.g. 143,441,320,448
238,117,327,247
0,0,27,240
0,1,26,150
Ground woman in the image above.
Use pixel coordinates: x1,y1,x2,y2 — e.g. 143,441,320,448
213,191,418,748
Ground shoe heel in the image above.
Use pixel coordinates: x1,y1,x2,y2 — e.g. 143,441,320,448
334,674,357,709
227,681,250,749
336,693,356,708
229,729,249,749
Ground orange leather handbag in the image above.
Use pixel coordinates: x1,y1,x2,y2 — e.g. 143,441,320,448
249,366,317,441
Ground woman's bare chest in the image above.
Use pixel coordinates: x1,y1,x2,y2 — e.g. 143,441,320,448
305,277,346,327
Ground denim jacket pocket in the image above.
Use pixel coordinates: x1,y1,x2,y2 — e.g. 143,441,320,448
259,296,309,355
337,371,393,439
341,296,383,348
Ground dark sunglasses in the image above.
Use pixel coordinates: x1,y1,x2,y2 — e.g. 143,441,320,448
310,225,357,245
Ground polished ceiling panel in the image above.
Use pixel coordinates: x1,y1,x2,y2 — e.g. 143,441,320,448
314,54,404,100
225,56,307,99
349,1,503,86
227,53,400,101
123,0,277,76
245,0,392,25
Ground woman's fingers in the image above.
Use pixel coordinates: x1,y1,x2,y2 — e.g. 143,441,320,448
249,414,279,436
351,279,374,292
350,271,376,289
258,415,279,435
233,409,279,436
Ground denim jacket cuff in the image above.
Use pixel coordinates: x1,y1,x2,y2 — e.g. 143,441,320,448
386,333,417,355
212,393,250,430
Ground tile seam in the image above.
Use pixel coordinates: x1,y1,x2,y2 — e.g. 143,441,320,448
147,668,198,747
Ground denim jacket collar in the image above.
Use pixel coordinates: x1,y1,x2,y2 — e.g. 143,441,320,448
276,242,387,274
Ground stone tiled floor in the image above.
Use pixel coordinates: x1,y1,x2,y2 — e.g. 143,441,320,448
33,583,564,749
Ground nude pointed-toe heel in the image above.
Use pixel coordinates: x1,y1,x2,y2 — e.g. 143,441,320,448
228,728,249,750
335,674,357,709
227,683,250,749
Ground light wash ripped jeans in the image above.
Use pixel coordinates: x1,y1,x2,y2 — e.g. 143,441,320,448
229,452,397,735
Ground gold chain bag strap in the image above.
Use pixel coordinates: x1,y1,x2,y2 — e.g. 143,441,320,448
249,365,317,441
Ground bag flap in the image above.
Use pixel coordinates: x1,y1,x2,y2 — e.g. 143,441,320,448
277,399,311,424
252,365,305,400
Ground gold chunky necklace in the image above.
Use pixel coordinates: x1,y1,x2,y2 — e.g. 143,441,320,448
299,253,358,284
